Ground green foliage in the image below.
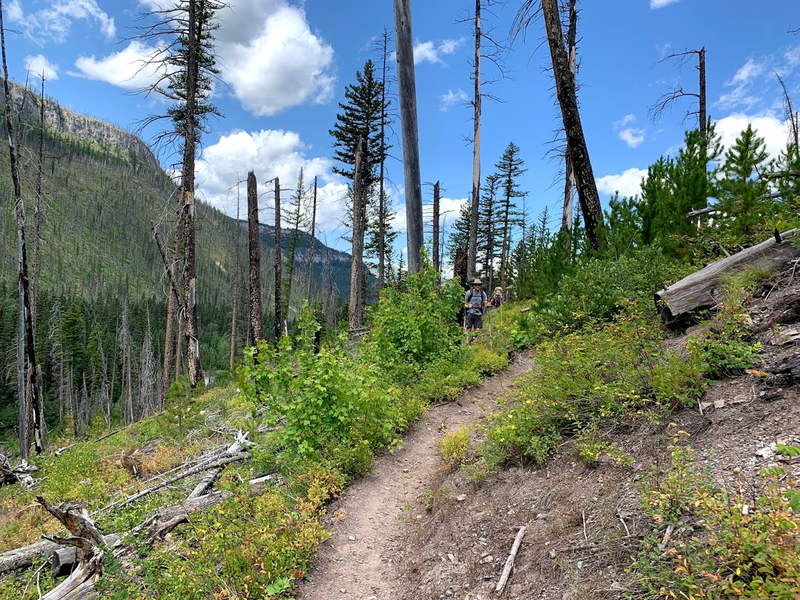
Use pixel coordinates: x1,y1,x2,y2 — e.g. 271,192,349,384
436,426,471,470
241,309,407,460
687,276,763,378
101,487,327,599
365,257,463,381
483,308,704,466
716,124,772,244
633,438,800,599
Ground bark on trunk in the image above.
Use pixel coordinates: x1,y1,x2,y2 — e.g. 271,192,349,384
394,0,423,273
542,0,602,251
433,181,440,274
247,171,264,345
274,177,283,341
348,139,365,330
468,0,481,279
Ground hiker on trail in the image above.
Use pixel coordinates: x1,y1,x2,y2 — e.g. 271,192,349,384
490,287,504,309
464,278,489,341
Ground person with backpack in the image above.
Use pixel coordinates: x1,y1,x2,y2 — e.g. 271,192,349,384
464,278,489,342
490,287,504,309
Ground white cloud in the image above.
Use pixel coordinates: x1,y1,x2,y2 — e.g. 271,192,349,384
619,129,646,148
72,41,168,90
439,89,468,111
729,57,767,85
413,38,464,65
8,0,115,43
194,129,348,234
216,2,335,116
613,114,646,148
596,168,648,199
650,0,681,9
715,112,790,162
79,0,336,117
24,55,59,81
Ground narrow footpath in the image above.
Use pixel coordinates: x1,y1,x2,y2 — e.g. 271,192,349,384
296,352,533,600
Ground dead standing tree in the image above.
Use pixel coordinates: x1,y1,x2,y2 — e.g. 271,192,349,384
514,0,603,251
247,171,264,345
137,0,225,389
649,47,707,141
273,177,283,341
0,1,44,457
348,139,366,330
394,0,423,273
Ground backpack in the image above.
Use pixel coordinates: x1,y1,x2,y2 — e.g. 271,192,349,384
466,289,486,315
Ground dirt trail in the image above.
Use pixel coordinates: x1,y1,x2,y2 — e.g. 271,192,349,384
296,352,533,600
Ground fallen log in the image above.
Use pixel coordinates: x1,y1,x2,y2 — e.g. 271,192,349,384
0,539,58,574
0,453,38,487
655,229,800,328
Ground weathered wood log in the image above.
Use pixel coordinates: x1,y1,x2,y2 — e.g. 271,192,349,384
655,229,800,328
36,497,105,600
0,539,58,574
0,453,38,487
52,534,119,578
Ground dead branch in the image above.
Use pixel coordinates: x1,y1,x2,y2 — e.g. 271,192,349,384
495,526,526,592
0,453,38,487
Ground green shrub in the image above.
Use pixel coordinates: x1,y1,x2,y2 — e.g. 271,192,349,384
633,438,800,599
436,427,471,469
241,310,408,459
365,257,463,382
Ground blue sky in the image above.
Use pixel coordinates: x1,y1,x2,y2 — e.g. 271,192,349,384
4,0,800,255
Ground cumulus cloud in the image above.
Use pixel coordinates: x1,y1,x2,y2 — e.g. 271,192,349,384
7,0,115,43
440,89,468,111
194,129,348,234
24,55,59,81
613,114,646,148
596,168,648,199
215,1,335,116
413,38,464,65
650,0,681,9
72,41,168,90
75,0,336,117
715,112,790,162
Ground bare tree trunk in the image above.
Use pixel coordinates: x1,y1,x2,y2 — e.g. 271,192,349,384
432,181,440,274
274,177,283,341
307,176,317,301
31,76,45,450
394,0,423,273
1,4,42,456
468,0,481,279
699,46,706,142
542,0,602,251
348,140,365,330
378,29,390,289
229,187,240,371
247,171,263,345
161,204,182,405
561,0,577,244
181,0,203,389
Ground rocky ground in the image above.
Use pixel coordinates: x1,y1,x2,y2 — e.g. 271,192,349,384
297,271,800,600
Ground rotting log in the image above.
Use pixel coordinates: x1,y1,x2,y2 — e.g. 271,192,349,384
52,534,119,578
655,229,800,328
0,539,57,574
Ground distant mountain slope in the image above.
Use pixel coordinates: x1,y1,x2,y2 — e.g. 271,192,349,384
0,82,351,309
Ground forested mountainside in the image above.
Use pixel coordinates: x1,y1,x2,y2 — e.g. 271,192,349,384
0,84,350,439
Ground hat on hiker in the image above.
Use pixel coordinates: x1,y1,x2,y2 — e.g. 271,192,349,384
472,278,482,285
494,287,502,294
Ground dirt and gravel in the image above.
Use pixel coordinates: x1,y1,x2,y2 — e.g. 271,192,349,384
297,270,800,600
